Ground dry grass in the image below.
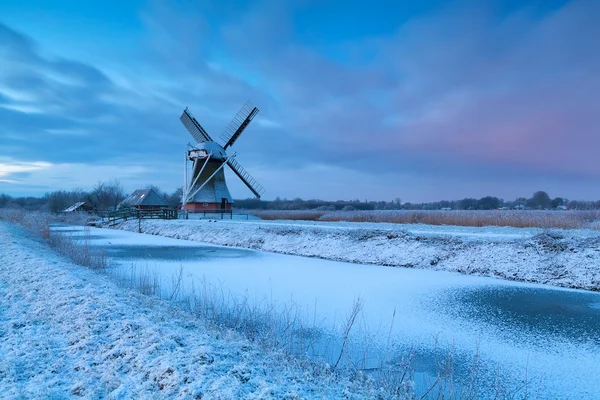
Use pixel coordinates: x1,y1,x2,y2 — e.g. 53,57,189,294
250,209,600,230
47,226,108,270
249,210,326,221
0,208,107,269
0,209,53,236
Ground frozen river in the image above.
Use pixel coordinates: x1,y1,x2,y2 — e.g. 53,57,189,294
53,225,600,398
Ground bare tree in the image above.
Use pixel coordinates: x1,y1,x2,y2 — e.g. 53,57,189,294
45,189,87,213
89,179,125,211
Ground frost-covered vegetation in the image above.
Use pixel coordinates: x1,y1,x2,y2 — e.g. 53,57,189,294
117,218,600,291
251,209,600,230
1,221,400,399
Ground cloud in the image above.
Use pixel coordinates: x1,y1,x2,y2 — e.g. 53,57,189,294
0,157,164,195
0,161,52,179
205,0,600,181
1,0,599,201
372,0,600,177
0,23,114,120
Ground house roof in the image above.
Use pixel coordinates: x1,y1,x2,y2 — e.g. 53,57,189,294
118,188,169,209
63,202,86,212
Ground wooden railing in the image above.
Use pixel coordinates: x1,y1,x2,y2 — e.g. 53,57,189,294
180,209,235,219
107,208,178,227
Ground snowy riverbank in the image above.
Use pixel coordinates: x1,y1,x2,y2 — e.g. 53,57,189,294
0,221,389,399
117,219,600,291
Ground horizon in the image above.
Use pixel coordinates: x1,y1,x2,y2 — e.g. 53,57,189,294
1,0,599,202
2,186,596,207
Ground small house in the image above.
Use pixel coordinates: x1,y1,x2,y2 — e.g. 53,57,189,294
118,188,170,211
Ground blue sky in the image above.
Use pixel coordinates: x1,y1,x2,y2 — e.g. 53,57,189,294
0,0,598,201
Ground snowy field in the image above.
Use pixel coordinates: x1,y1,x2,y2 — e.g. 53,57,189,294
117,218,600,291
0,222,386,399
53,224,600,398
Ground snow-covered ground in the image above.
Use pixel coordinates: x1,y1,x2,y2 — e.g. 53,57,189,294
72,223,600,399
0,222,389,399
116,218,600,291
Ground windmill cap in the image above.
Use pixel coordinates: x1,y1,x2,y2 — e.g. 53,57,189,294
192,141,228,160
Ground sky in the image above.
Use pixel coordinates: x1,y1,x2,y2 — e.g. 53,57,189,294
0,0,598,202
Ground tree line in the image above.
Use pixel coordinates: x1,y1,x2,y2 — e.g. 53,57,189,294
235,191,600,211
1,185,599,213
0,180,181,213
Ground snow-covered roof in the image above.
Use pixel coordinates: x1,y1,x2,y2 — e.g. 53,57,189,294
118,188,169,209
63,202,86,213
197,141,228,160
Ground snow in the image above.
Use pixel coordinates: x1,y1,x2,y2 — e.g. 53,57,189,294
116,218,600,291
68,223,600,398
0,222,388,399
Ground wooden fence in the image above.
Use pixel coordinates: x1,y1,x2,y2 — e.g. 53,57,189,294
107,208,178,227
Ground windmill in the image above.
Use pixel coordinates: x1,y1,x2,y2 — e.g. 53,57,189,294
179,102,265,212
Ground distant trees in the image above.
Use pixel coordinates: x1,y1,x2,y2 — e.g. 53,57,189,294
551,197,566,209
1,185,599,213
529,191,551,209
234,196,503,211
454,197,502,210
232,192,600,211
165,187,183,209
38,180,125,213
0,194,11,208
514,198,528,208
45,189,86,213
458,198,478,210
567,200,598,210
88,180,126,211
0,194,46,210
478,196,502,210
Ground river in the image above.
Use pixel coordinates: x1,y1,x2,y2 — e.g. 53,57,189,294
52,225,600,399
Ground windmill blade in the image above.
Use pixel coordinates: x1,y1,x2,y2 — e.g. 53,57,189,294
226,157,265,198
180,107,213,143
220,101,259,149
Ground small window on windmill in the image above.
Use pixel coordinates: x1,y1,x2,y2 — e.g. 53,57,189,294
203,203,208,206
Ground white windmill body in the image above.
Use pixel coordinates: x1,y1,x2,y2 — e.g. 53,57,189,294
180,102,265,212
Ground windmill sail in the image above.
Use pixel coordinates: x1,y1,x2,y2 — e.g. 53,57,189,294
180,108,213,143
226,157,265,198
220,101,259,149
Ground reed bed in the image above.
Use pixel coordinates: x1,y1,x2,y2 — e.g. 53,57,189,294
250,209,600,230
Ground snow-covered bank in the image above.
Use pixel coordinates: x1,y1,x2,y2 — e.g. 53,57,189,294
0,222,389,399
117,219,600,291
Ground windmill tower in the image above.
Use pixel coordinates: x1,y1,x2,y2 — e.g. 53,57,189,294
179,102,265,212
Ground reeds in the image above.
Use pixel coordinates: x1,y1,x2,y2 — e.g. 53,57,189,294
250,209,600,230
